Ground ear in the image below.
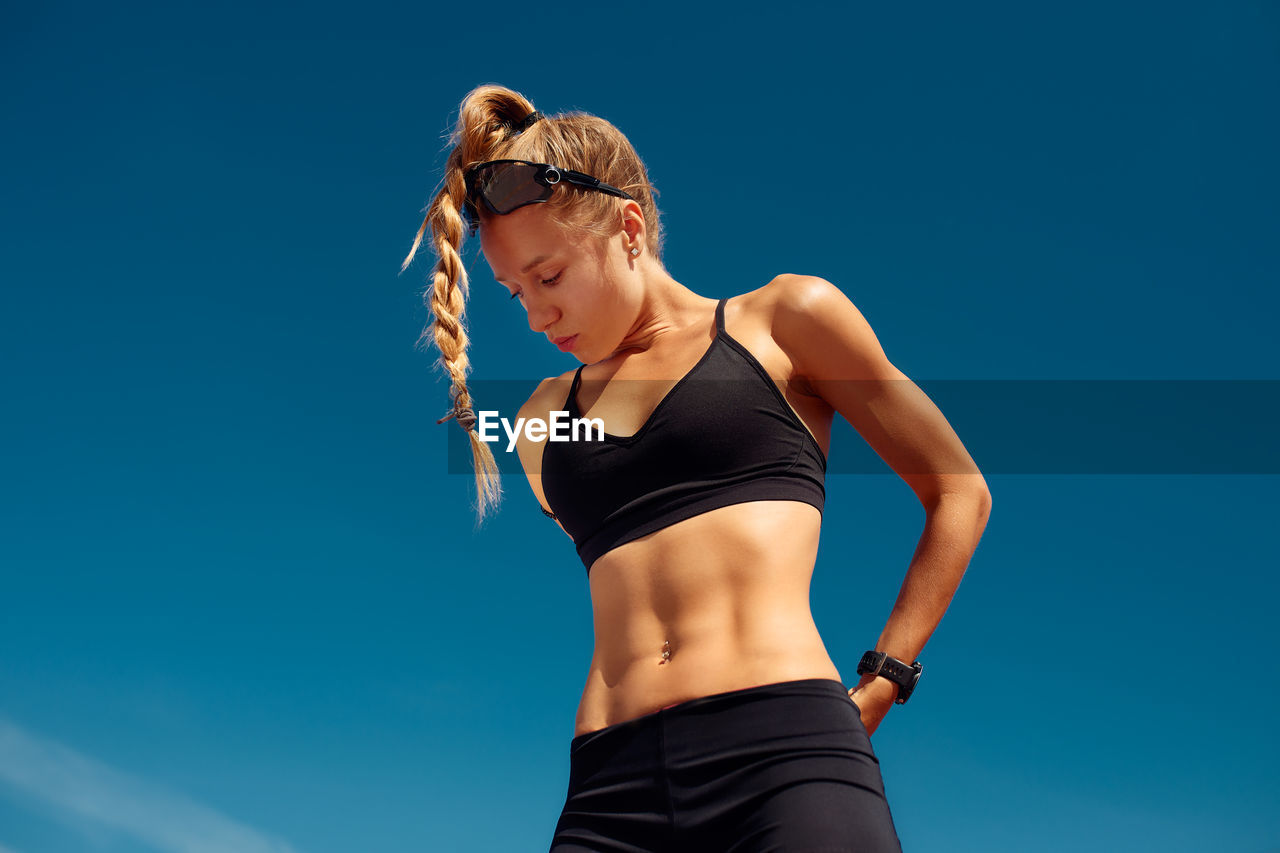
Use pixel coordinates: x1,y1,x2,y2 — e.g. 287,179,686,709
618,200,646,248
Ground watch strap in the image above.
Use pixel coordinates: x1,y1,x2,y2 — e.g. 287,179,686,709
857,650,924,704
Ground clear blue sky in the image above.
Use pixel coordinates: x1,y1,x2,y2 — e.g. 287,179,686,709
2,2,1277,852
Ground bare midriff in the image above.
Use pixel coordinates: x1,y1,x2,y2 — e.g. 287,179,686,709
573,499,843,738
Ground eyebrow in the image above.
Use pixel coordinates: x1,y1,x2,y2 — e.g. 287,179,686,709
494,254,552,284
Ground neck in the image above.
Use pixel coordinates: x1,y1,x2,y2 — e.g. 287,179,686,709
607,273,709,361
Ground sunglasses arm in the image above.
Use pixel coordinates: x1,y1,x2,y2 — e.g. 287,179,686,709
560,169,634,201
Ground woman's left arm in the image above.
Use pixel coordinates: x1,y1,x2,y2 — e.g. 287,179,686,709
771,275,993,736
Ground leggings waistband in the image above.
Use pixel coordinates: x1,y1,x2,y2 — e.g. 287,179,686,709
570,677,850,754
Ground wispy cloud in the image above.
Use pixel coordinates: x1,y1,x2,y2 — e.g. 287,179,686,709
0,717,300,853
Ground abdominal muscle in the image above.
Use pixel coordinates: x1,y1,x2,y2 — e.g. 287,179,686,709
573,499,843,737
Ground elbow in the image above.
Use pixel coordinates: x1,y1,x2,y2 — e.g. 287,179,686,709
924,485,991,519
965,473,992,517
970,486,993,526
931,488,991,556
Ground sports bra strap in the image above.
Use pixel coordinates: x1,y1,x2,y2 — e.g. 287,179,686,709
567,365,586,413
715,297,727,334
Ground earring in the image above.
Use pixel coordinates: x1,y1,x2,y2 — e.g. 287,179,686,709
630,247,640,257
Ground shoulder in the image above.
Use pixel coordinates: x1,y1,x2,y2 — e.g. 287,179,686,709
512,366,581,471
517,367,579,420
758,273,850,316
726,274,852,325
741,274,890,381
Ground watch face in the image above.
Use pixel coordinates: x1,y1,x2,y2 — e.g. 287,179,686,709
902,663,922,702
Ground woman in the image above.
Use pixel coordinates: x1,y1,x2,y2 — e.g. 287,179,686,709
403,85,991,853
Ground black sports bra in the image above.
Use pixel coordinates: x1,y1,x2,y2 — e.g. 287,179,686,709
540,297,827,574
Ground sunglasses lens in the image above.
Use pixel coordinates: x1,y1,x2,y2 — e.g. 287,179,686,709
476,163,550,214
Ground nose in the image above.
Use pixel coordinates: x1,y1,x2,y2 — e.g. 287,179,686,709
524,293,559,335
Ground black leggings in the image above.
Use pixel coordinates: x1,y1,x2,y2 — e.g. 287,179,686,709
549,677,903,853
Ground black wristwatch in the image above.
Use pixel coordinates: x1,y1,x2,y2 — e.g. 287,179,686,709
856,650,923,705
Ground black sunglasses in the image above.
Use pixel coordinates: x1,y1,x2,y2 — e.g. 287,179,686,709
463,159,636,234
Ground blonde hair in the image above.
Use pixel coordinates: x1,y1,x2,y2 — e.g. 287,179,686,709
400,84,664,521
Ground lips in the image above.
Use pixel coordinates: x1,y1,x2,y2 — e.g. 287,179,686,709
553,334,578,352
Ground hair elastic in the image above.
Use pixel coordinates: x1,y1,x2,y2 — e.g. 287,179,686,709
512,110,544,132
437,404,478,432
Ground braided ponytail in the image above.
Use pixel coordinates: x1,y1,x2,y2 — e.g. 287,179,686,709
402,85,542,520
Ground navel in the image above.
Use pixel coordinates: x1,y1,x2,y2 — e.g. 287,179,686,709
660,639,672,665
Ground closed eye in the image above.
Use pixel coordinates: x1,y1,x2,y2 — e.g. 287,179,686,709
509,271,562,302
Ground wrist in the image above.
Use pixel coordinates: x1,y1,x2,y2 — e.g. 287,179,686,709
856,673,901,700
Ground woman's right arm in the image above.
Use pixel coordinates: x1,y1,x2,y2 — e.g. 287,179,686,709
514,374,576,541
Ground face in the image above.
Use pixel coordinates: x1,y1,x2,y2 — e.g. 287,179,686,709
479,203,638,363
